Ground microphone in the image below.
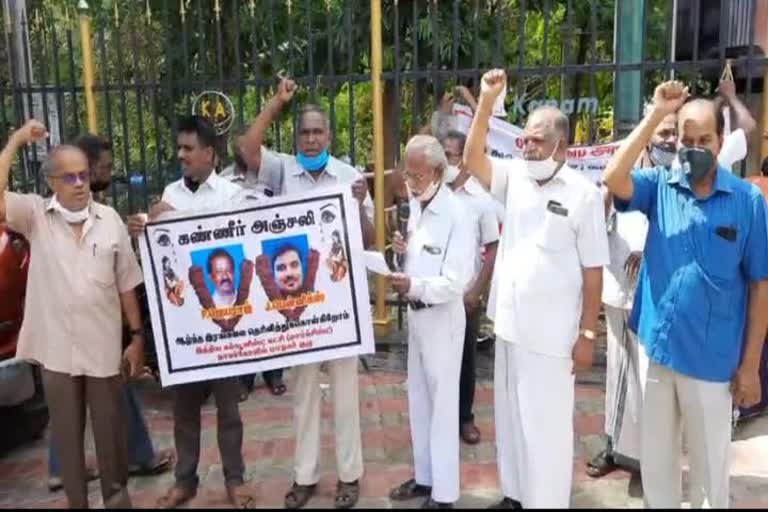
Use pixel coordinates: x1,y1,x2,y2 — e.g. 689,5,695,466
396,199,410,271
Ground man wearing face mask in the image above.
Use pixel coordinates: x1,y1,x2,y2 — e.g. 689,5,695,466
388,135,474,509
238,81,375,510
440,130,499,446
0,120,146,509
603,81,768,508
464,69,610,509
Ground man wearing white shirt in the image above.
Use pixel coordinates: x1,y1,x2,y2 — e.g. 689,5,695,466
441,130,499,445
464,69,610,509
238,81,374,509
388,135,474,509
127,116,253,509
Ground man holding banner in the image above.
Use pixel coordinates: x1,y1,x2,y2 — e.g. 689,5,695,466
239,82,374,510
464,69,609,508
128,116,254,509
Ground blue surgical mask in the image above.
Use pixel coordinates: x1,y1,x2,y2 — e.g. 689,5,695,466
296,149,330,172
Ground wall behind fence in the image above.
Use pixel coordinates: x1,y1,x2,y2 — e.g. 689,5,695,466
1,0,766,217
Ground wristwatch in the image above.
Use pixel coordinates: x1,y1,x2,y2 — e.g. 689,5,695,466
579,328,597,341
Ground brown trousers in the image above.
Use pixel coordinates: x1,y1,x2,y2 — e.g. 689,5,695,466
42,370,131,509
173,377,244,491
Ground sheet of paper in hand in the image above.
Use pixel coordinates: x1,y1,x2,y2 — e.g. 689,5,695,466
138,185,374,386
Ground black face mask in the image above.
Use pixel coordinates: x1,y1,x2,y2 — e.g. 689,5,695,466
678,146,715,183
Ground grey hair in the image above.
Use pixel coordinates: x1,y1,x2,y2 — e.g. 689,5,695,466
405,135,448,171
40,145,84,177
528,105,569,141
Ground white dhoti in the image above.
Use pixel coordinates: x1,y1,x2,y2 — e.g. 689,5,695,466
494,340,575,508
407,301,465,504
603,305,648,463
641,361,732,508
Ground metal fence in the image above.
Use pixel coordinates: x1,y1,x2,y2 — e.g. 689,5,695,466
1,0,767,217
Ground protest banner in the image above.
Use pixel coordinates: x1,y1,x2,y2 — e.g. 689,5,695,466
452,104,622,185
138,186,375,386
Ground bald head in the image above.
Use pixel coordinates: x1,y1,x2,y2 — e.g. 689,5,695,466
43,144,91,212
522,106,569,162
678,98,724,138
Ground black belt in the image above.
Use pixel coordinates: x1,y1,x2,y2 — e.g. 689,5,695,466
408,300,433,311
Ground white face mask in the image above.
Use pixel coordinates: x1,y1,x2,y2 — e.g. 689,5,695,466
50,194,91,224
524,140,562,181
409,179,440,203
443,165,460,184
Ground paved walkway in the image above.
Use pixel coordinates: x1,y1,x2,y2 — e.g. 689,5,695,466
1,337,767,508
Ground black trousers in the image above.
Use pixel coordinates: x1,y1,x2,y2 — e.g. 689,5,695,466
459,307,481,425
173,377,244,491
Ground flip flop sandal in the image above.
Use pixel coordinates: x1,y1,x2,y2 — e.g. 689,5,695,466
156,486,197,509
334,480,360,509
586,449,618,478
129,449,174,476
284,482,316,509
226,484,257,509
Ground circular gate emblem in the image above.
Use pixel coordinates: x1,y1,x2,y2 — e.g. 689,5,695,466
191,91,235,136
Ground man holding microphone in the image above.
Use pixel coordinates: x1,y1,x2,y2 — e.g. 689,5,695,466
388,135,474,509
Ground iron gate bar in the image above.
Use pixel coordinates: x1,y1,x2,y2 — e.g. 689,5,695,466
196,0,208,94
181,0,192,114
65,18,80,137
97,24,117,208
411,0,419,134
49,23,65,145
306,0,315,104
129,25,150,213
430,0,439,111
233,1,244,129
113,16,134,215
345,0,355,165
267,0,281,153
494,0,503,69
691,0,701,93
639,0,649,122
325,0,338,157
164,0,178,174
588,0,598,143
613,0,623,139
36,21,52,154
249,0,262,117
20,15,41,193
214,0,224,89
393,0,401,164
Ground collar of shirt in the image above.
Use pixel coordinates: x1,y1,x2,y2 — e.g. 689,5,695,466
44,197,104,236
420,182,452,216
666,165,733,197
454,176,487,197
180,170,221,195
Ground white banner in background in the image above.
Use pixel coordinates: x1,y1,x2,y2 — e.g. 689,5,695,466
453,104,623,185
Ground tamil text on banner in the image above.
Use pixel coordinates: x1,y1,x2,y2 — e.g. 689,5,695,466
453,104,622,185
138,186,375,386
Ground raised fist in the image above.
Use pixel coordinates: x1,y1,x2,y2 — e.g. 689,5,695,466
652,81,689,116
276,76,297,105
480,69,507,101
11,120,48,146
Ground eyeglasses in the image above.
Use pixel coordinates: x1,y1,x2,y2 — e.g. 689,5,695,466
50,170,90,185
404,169,428,183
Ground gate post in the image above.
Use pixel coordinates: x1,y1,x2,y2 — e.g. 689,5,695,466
78,0,98,134
370,0,391,337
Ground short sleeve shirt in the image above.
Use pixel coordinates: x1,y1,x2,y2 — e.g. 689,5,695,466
452,177,500,289
615,165,768,382
3,192,144,377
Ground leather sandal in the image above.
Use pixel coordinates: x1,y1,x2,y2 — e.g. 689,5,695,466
389,478,432,501
226,483,257,509
156,485,197,509
586,449,618,478
284,482,316,509
334,480,360,509
129,449,174,476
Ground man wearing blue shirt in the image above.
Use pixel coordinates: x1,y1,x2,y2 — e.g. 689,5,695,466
603,80,768,508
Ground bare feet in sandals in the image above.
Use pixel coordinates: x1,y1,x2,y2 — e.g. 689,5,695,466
226,483,257,509
156,485,197,509
129,449,174,477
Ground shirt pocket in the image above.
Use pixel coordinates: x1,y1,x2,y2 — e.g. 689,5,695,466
88,244,117,287
536,210,574,252
702,226,741,282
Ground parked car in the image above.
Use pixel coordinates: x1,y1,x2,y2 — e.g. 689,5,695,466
0,225,48,455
